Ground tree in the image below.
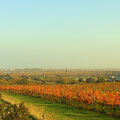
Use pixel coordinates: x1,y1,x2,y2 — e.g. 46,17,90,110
56,80,64,84
96,77,105,83
86,77,97,83
78,78,85,82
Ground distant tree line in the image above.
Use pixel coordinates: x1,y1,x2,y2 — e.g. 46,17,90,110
79,76,106,83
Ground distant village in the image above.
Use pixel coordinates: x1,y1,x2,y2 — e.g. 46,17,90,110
0,68,120,85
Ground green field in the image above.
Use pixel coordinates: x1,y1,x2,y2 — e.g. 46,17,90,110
0,91,118,120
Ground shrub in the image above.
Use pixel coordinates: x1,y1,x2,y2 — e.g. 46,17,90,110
0,102,30,120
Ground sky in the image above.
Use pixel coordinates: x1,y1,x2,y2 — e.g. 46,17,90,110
0,0,120,69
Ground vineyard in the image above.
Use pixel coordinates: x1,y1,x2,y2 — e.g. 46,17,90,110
0,83,120,118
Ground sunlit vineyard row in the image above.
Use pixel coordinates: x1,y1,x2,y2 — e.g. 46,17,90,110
0,83,120,117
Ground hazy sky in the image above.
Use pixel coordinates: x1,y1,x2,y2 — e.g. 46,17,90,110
0,0,120,69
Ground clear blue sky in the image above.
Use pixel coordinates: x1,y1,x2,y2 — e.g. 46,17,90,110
0,0,120,69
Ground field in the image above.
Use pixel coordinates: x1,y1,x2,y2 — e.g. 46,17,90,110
0,91,117,120
1,0,119,119
0,83,120,120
